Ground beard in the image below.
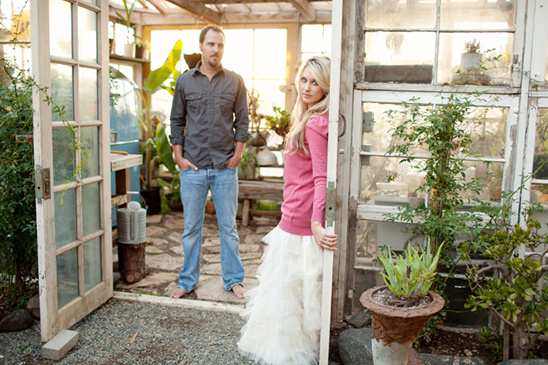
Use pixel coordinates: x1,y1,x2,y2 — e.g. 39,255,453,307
206,54,221,68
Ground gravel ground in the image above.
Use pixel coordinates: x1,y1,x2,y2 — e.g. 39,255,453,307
0,298,257,364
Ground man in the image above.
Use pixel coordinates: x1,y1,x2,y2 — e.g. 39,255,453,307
168,25,248,299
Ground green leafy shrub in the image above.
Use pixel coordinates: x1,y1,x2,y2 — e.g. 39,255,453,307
0,59,38,307
458,204,548,360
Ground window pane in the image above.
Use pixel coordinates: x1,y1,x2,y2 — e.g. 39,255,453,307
534,108,548,180
545,37,548,88
51,63,74,121
82,182,101,236
57,248,79,308
302,25,325,53
79,67,98,121
364,32,435,83
1,45,32,71
52,127,75,185
49,0,72,58
440,1,515,30
439,33,513,85
355,221,417,262
84,236,102,291
254,29,286,79
78,6,97,63
54,188,77,248
81,127,99,178
246,79,286,115
223,29,254,79
365,0,436,29
360,102,507,205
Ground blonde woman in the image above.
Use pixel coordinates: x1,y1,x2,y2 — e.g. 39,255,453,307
238,56,338,365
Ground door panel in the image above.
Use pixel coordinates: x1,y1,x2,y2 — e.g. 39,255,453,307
32,0,112,342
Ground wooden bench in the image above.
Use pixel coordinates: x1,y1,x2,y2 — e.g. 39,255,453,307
238,180,284,226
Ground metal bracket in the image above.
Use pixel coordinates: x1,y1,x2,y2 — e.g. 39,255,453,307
325,181,336,227
35,167,51,201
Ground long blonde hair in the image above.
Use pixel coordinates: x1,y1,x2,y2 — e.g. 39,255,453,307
286,56,330,155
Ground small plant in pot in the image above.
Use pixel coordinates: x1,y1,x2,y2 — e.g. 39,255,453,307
360,242,445,365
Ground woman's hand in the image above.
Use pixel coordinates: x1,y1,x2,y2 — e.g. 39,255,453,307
311,221,337,251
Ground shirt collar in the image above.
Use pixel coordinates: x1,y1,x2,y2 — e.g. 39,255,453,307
191,60,226,77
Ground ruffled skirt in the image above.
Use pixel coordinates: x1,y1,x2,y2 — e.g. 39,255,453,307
238,226,324,365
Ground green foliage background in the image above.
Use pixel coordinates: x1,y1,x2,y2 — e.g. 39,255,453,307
0,60,38,307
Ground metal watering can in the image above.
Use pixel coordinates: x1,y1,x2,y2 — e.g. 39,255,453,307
117,201,147,244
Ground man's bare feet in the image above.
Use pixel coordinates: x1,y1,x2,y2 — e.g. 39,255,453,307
231,284,246,299
169,286,187,299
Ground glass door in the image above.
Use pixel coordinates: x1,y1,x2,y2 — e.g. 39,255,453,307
32,0,112,342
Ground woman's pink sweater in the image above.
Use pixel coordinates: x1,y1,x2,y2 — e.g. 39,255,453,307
279,113,329,236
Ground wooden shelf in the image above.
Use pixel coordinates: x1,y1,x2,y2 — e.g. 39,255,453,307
110,153,142,172
110,153,142,208
109,54,150,64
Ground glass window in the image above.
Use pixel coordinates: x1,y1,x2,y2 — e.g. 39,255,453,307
78,6,97,63
84,237,102,291
82,182,101,236
363,0,515,85
54,188,77,248
51,63,74,121
440,1,515,30
57,248,79,308
0,0,31,69
545,37,548,86
365,0,436,29
359,102,507,205
49,0,72,58
301,24,331,61
52,127,75,185
79,67,98,121
150,28,288,119
81,127,99,178
534,108,548,179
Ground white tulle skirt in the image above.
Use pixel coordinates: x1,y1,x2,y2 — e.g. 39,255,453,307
238,225,324,365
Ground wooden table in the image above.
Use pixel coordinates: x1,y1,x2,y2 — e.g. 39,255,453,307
238,180,284,226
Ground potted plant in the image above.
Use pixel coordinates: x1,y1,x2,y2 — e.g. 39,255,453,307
461,39,483,72
205,195,215,214
360,242,445,365
115,0,137,58
264,106,291,140
134,36,150,60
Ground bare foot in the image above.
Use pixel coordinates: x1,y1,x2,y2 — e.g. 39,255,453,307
169,286,187,299
231,284,246,299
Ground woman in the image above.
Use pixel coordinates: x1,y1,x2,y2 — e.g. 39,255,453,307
238,56,337,365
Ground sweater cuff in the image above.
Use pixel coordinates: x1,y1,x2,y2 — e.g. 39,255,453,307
311,210,325,224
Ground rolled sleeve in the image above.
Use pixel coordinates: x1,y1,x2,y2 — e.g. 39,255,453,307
169,75,187,146
233,75,250,143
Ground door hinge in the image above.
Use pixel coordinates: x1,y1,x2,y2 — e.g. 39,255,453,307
35,167,51,201
325,181,336,227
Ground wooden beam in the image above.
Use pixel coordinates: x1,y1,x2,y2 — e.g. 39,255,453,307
146,0,168,14
287,0,315,21
165,0,222,24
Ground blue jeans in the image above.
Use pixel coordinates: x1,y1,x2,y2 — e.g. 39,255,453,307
177,167,244,292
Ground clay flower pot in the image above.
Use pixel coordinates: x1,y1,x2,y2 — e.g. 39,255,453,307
360,286,445,365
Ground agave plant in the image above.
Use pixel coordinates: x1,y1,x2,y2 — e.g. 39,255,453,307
378,241,443,298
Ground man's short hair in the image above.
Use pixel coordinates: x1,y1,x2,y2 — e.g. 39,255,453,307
199,25,225,44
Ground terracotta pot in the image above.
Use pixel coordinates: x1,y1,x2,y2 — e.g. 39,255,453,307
360,286,445,365
205,201,215,214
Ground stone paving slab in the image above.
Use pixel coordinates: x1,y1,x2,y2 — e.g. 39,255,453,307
114,212,279,304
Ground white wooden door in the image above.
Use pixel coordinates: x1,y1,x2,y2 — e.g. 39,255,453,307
31,0,112,342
